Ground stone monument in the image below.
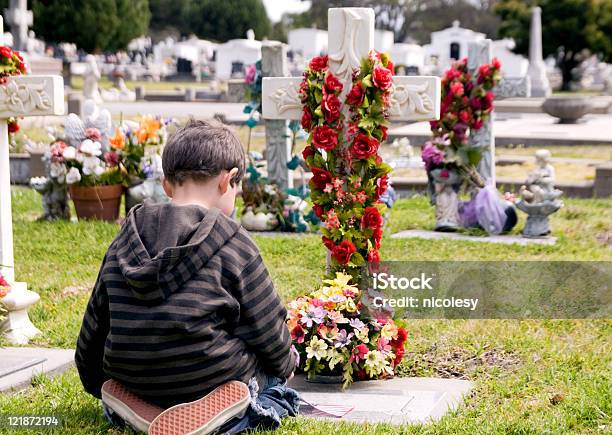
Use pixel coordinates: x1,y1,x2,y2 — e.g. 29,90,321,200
526,7,551,98
82,55,103,103
3,0,32,52
516,149,563,238
467,39,530,186
0,17,65,344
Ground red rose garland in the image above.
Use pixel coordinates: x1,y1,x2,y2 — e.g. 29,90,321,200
300,51,393,281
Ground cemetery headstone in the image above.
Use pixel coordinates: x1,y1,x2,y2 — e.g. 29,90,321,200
3,0,32,52
261,41,292,190
0,17,65,344
467,39,530,185
527,7,551,98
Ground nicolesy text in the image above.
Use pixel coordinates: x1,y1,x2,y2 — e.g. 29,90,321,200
372,272,434,290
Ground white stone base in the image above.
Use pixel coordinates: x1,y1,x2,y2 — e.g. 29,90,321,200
0,282,41,345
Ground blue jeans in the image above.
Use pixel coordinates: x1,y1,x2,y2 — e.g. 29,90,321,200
103,375,300,433
218,375,300,433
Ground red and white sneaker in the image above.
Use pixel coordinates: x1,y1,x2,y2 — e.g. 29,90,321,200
148,380,251,435
101,379,164,433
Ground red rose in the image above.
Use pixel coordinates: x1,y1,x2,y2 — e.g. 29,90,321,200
440,169,450,178
361,206,383,230
301,107,312,130
478,64,491,79
310,167,332,190
0,46,13,58
393,347,405,366
322,92,341,123
302,145,315,160
312,125,338,151
373,227,383,249
386,60,395,75
8,121,19,134
309,55,328,72
313,204,324,219
322,236,335,250
331,240,356,266
459,110,470,123
376,175,389,198
324,72,343,93
450,81,464,97
472,119,484,130
345,83,365,106
367,249,380,264
470,97,482,110
485,91,495,103
492,57,501,70
350,133,379,160
378,126,388,142
372,66,393,91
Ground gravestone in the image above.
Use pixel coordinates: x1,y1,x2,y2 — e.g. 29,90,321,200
467,39,531,186
0,17,65,344
261,41,292,190
527,7,551,98
290,374,473,424
3,0,32,52
0,347,74,393
262,7,441,140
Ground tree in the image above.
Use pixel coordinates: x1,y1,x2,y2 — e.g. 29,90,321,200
148,0,190,35
31,0,150,52
495,0,612,90
184,0,271,42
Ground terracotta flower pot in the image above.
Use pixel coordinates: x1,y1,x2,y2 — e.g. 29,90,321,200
69,184,123,222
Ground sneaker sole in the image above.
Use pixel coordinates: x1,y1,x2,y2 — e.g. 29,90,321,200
148,380,250,435
101,380,164,433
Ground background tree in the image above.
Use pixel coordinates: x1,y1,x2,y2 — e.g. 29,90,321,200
148,0,190,38
495,0,612,90
31,0,150,52
184,0,271,42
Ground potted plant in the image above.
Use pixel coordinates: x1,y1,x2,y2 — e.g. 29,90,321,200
60,131,125,221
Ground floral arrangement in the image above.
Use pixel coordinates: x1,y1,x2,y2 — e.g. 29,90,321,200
423,58,501,186
108,115,171,183
0,272,10,324
1,45,27,135
47,115,170,188
287,272,408,386
243,61,262,130
300,52,392,280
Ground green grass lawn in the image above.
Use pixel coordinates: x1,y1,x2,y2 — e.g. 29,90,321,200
0,187,610,434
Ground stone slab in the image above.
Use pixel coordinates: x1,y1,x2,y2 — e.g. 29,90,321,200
289,375,473,424
392,229,558,245
0,356,45,378
0,347,75,393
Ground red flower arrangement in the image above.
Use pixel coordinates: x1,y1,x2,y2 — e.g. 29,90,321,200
1,46,27,135
424,57,501,186
300,51,393,280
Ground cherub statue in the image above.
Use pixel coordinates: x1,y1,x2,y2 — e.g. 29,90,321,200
519,149,563,204
64,99,112,150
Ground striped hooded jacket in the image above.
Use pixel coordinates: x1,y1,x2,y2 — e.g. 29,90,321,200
75,201,295,407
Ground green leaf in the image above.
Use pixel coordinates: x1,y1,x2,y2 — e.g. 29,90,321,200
467,148,482,166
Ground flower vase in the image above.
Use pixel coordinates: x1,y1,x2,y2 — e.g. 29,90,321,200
430,169,462,232
69,184,123,222
305,374,344,384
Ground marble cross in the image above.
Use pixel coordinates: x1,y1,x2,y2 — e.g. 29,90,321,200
3,0,32,52
261,41,292,190
467,39,531,186
262,7,441,137
0,17,64,344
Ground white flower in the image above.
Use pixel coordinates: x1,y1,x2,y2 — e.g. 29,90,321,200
62,146,77,160
65,167,81,184
82,156,103,175
49,162,67,183
305,336,328,361
80,139,102,156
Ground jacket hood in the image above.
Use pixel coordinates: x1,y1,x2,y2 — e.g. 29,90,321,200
115,201,240,303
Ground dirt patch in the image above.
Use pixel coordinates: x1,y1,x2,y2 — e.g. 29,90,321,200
400,345,521,380
61,285,90,297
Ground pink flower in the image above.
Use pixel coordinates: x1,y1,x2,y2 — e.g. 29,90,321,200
421,141,445,170
104,151,120,167
350,344,369,363
245,64,257,85
85,128,101,142
449,81,464,97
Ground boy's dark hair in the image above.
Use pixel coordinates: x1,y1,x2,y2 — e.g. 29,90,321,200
162,119,245,186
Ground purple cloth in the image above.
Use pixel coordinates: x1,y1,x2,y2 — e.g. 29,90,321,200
459,184,507,235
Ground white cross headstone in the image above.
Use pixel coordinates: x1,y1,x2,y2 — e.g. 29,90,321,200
3,0,32,52
262,8,440,130
467,39,531,186
261,41,292,190
0,17,64,344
